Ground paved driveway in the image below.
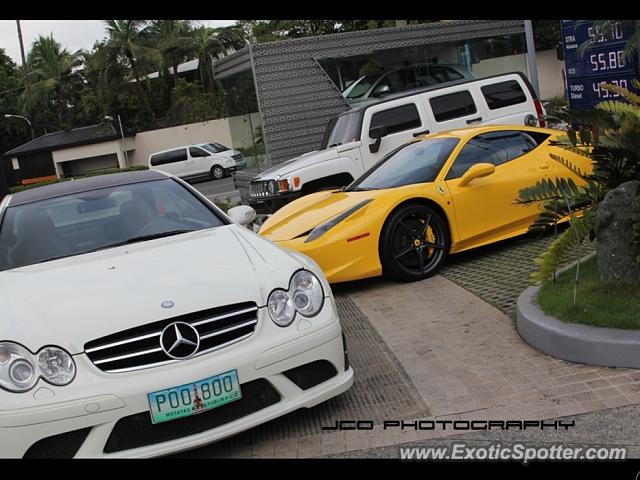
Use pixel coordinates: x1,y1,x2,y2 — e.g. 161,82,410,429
174,232,638,458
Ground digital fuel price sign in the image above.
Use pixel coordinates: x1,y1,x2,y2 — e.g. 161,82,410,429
562,20,639,109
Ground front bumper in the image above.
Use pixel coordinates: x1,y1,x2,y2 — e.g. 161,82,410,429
274,233,383,284
249,191,302,214
0,300,352,458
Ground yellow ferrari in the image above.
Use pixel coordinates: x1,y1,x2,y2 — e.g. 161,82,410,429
259,126,592,283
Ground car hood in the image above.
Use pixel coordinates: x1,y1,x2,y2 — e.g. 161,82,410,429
0,225,304,354
252,147,349,180
260,189,382,242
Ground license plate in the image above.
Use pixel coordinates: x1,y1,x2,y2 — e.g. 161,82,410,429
147,369,242,424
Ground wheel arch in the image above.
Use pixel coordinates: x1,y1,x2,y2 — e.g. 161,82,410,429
378,197,453,255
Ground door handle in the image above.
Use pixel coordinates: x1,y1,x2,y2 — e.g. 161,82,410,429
466,117,482,124
538,162,550,170
412,129,431,137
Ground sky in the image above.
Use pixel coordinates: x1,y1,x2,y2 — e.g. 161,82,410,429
0,20,237,64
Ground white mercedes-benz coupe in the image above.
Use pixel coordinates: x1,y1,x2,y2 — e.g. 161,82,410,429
0,170,353,458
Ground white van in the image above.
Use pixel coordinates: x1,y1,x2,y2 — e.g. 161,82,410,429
148,144,237,181
248,72,547,213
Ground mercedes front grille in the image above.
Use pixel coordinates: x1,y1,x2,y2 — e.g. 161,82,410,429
84,302,258,373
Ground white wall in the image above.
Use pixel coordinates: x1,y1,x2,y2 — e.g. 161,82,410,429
530,49,566,100
227,112,263,149
473,53,528,79
128,118,234,167
61,154,119,176
473,49,566,100
53,139,122,163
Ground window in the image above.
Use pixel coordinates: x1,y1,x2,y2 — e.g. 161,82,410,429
189,147,209,158
202,142,229,153
369,104,421,137
446,131,539,179
481,80,527,110
372,71,410,97
348,138,459,190
429,91,477,122
150,149,188,166
344,75,376,99
321,111,362,148
438,66,465,82
0,179,224,271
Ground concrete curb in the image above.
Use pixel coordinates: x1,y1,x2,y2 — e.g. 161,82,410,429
516,254,640,369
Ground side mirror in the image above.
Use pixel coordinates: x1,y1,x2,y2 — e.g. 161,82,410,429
459,163,495,187
368,125,388,153
227,205,256,227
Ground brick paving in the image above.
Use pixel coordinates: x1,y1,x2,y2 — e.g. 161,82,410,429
347,276,640,421
440,229,597,318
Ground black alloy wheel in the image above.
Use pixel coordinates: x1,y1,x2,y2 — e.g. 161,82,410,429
379,204,450,282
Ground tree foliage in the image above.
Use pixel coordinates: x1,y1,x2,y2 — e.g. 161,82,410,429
1,21,253,154
517,81,640,285
0,49,30,154
1,18,567,157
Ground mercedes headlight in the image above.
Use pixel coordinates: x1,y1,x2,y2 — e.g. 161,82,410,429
268,289,296,327
38,347,77,386
268,270,325,327
0,342,76,393
305,199,372,243
290,270,323,316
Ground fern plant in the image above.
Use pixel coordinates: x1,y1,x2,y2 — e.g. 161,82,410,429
517,81,640,292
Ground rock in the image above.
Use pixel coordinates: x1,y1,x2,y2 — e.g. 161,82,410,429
596,180,640,284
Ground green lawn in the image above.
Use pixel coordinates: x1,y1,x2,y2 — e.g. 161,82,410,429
538,256,640,330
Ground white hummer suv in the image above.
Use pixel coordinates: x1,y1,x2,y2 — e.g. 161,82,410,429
248,72,547,214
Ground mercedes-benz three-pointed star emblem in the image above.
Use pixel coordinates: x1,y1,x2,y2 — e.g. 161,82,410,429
160,322,200,359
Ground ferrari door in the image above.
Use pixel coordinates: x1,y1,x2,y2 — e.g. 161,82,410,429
444,130,551,250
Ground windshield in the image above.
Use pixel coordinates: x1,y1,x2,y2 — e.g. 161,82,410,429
320,111,362,149
202,142,230,153
348,137,459,190
0,178,225,271
343,76,376,99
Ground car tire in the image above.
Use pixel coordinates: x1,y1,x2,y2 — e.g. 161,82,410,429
211,165,224,180
379,203,450,282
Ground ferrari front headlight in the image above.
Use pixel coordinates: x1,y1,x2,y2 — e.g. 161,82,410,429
304,199,372,243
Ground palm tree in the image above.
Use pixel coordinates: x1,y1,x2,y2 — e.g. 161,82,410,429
148,20,193,105
187,25,247,94
97,20,160,124
19,34,82,130
149,20,192,82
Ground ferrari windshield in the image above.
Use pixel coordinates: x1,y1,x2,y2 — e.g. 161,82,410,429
0,178,224,271
347,137,459,191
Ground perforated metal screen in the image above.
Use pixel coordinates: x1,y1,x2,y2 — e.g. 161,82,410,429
214,20,525,166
